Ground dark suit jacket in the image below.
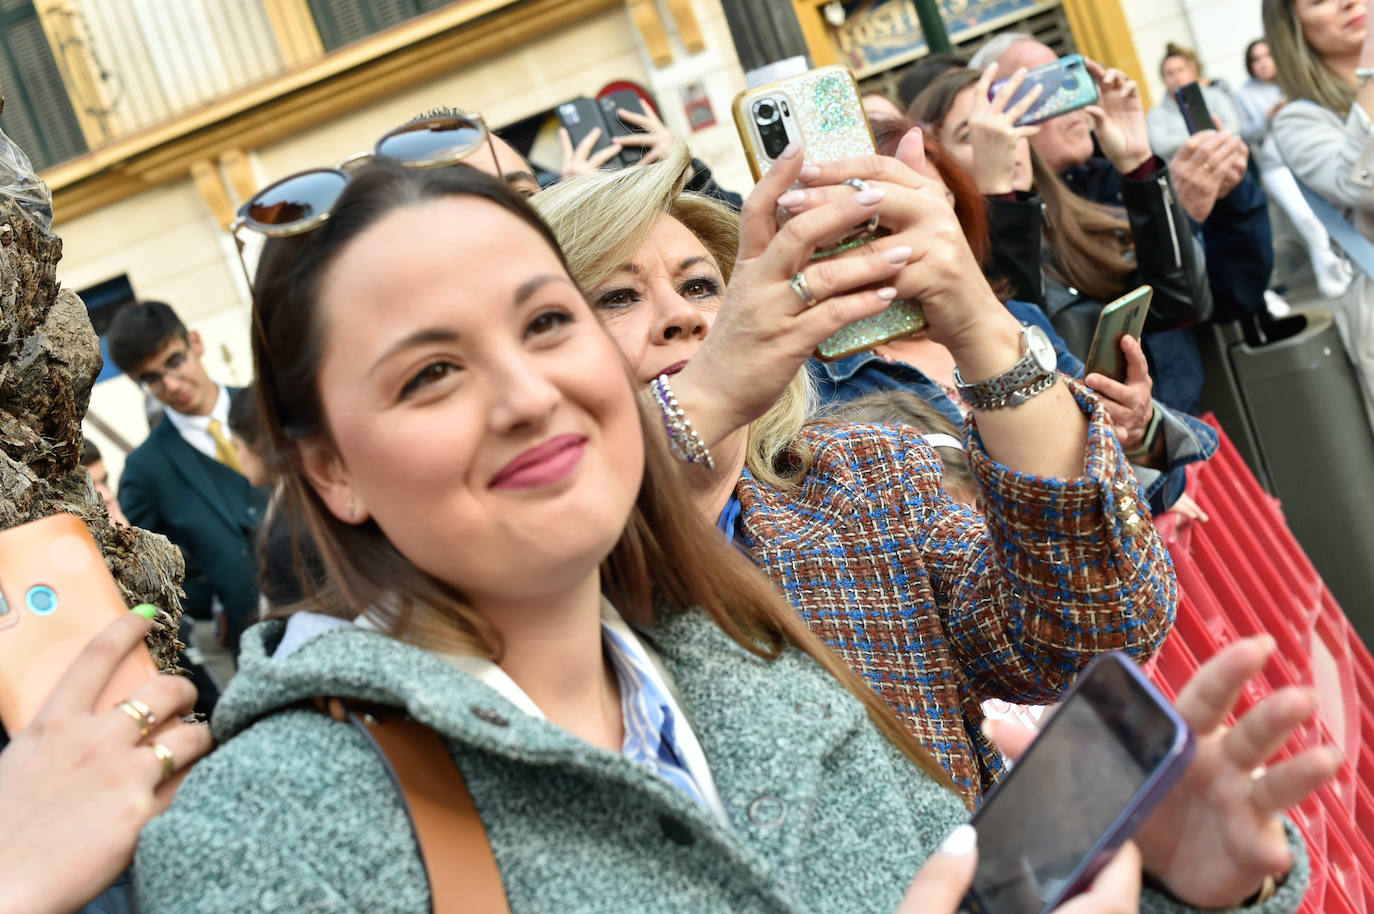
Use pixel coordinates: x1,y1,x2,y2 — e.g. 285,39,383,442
119,398,268,629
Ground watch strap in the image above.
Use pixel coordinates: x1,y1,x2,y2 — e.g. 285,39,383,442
953,327,1058,410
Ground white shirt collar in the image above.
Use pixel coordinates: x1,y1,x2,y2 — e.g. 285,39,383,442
164,383,230,433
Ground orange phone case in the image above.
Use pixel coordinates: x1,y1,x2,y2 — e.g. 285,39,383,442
0,513,158,733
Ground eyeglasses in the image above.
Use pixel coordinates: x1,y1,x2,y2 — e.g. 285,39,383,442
230,114,500,286
135,347,192,392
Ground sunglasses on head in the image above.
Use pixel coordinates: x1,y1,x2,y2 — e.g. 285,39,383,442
231,114,498,241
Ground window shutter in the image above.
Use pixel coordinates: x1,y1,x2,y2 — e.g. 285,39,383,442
307,0,458,52
0,0,88,171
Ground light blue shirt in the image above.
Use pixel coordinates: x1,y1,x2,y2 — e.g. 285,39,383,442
276,603,727,823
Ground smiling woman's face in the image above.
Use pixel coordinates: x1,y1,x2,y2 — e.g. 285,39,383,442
1296,0,1367,61
301,196,645,606
585,214,726,386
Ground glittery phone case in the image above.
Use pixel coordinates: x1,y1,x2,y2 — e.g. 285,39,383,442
733,65,927,361
991,54,1100,128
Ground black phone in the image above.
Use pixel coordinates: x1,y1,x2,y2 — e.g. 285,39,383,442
1175,82,1213,134
556,96,618,163
960,653,1195,914
599,90,650,167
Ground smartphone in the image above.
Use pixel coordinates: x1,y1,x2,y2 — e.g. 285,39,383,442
733,64,927,360
556,96,618,164
1175,82,1214,134
1084,285,1153,382
990,54,1100,128
0,513,158,732
960,652,1195,914
599,89,650,167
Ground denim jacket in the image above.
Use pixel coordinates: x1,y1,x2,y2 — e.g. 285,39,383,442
808,300,1218,513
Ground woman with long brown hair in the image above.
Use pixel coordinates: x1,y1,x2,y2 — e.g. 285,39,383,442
1264,0,1374,428
912,66,1211,367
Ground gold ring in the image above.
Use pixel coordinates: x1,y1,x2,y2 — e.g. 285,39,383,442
118,698,156,737
788,271,818,308
151,742,175,780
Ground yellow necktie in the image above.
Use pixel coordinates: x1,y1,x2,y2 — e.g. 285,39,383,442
207,419,245,474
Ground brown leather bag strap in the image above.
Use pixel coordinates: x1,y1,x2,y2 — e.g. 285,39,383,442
313,697,510,914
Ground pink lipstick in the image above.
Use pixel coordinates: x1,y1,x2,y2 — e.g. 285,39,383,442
490,434,587,489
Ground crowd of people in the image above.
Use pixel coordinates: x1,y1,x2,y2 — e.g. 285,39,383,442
4,6,1372,912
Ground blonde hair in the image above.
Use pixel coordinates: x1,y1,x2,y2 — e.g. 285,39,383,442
534,140,812,491
1263,0,1357,113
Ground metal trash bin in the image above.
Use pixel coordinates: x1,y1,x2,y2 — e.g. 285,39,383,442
1199,308,1374,640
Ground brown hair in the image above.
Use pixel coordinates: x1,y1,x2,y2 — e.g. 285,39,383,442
911,70,1135,303
250,161,956,792
1160,42,1202,78
1263,0,1357,114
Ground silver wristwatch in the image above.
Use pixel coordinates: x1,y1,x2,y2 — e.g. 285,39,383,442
952,324,1059,410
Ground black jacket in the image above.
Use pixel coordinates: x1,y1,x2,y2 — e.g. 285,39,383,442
987,163,1213,359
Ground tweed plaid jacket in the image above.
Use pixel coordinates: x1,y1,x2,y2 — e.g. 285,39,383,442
736,384,1177,806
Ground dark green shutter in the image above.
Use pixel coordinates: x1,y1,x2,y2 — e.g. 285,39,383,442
0,0,88,171
307,0,458,52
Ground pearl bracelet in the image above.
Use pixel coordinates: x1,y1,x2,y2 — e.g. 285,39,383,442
650,374,715,471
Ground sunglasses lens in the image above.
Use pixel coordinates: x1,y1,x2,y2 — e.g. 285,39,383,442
246,170,349,230
377,118,485,164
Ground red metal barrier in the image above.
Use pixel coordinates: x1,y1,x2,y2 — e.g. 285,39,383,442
1146,416,1373,914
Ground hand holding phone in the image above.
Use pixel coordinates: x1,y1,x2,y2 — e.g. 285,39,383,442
1081,60,1152,176
733,64,927,359
557,97,621,177
1084,285,1152,383
960,652,1194,914
599,90,652,166
0,610,210,914
1174,82,1214,135
989,54,1099,128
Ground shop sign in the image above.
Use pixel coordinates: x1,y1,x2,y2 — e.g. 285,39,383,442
832,0,1051,76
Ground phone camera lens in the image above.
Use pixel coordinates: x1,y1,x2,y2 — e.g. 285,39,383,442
25,585,56,616
755,101,778,124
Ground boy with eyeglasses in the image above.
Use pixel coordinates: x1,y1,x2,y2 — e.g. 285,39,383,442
106,301,267,666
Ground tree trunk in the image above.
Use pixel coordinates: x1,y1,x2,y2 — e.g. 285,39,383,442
0,189,186,673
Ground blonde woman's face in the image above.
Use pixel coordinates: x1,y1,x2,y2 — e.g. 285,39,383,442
304,197,645,606
1296,0,1366,61
586,215,725,386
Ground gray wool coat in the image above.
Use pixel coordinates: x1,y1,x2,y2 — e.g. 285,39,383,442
134,610,1310,914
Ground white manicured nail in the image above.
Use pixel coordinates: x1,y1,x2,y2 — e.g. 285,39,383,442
940,824,977,856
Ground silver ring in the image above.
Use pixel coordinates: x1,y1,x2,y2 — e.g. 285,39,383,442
788,271,818,308
844,177,882,234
